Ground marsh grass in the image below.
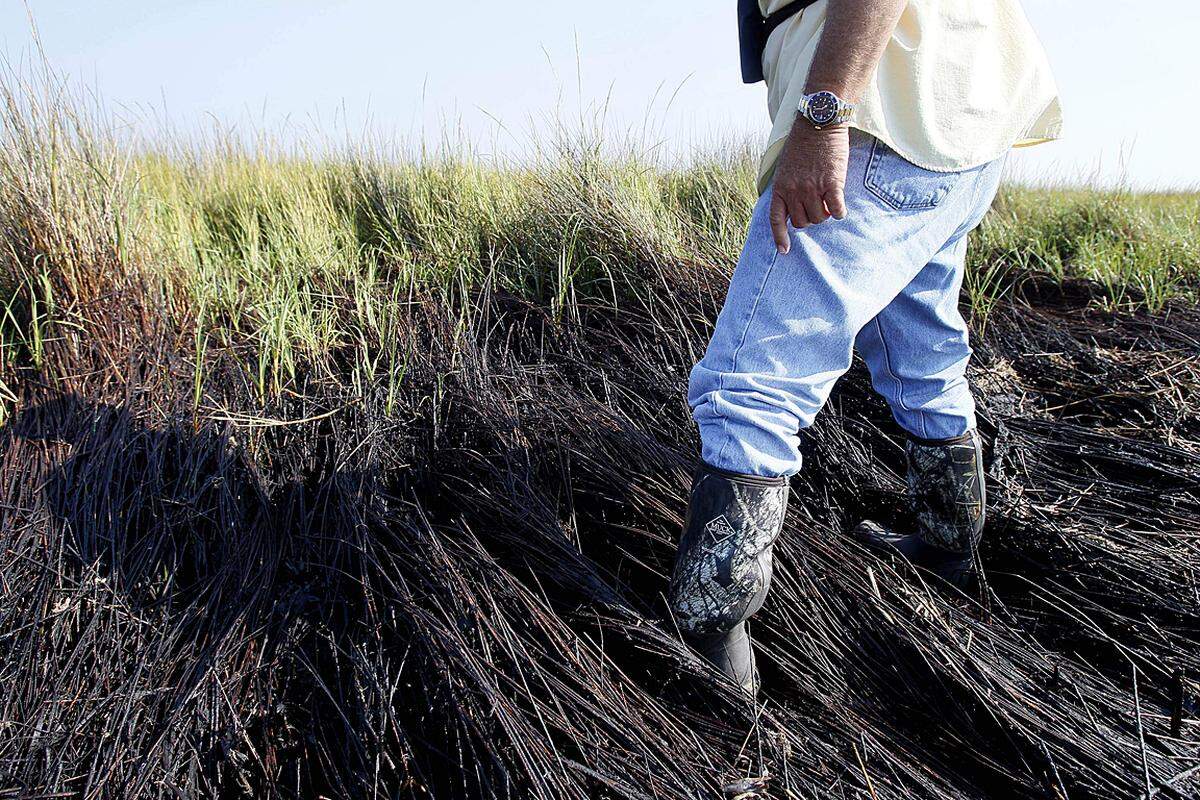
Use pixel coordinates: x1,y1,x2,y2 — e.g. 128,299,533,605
972,186,1200,314
3,62,1197,418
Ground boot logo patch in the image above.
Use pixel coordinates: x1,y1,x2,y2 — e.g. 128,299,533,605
704,514,736,543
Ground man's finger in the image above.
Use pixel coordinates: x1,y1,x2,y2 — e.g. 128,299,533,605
802,193,829,226
824,187,848,220
769,193,791,254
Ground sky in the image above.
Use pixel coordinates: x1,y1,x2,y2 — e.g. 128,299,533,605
2,0,1198,191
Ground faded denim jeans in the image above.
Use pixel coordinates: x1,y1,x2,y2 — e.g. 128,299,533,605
689,130,1006,478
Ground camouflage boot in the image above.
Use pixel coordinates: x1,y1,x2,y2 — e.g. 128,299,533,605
855,429,985,587
668,462,789,694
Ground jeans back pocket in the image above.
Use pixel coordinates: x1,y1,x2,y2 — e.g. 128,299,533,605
863,137,962,210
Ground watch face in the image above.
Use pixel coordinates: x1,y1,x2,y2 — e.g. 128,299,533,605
808,91,838,125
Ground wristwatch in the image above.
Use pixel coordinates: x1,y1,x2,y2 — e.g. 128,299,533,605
797,90,855,129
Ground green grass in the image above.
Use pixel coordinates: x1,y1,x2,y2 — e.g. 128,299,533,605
2,67,1197,418
971,186,1200,314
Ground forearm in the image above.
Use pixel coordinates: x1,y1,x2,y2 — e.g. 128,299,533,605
804,0,907,103
768,0,907,244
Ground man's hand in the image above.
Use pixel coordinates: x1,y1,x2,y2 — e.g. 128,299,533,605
765,0,907,254
769,122,850,254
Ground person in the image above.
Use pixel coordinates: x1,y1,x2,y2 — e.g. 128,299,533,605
668,0,1062,692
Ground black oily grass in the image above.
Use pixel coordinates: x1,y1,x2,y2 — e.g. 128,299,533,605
1,258,1199,800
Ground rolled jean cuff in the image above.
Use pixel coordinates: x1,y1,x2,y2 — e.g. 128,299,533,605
696,415,801,479
696,460,789,486
906,427,977,447
888,386,976,443
891,413,975,444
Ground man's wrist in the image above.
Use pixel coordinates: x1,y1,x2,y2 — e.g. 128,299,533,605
789,118,849,141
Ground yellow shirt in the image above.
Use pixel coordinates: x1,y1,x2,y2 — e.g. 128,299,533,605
757,0,1063,194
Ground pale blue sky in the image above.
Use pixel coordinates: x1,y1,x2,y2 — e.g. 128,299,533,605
2,1,1197,190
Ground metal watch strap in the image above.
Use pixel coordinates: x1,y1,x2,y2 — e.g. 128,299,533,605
798,91,855,129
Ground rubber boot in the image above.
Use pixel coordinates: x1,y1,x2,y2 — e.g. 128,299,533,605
669,462,789,693
855,429,985,588
689,623,756,694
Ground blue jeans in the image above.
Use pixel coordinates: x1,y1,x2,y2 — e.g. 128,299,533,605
688,131,1006,478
